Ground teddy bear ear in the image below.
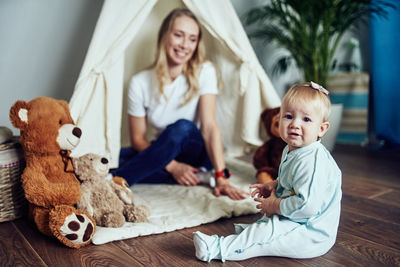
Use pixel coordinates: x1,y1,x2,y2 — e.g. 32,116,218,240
9,100,29,130
260,108,269,121
59,100,73,117
261,107,280,121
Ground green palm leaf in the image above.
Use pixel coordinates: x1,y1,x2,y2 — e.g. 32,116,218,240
243,0,397,85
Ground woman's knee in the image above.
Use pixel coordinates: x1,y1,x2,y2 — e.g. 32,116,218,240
168,119,198,135
163,119,200,144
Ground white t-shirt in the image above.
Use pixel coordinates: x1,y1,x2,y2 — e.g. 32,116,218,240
127,62,219,134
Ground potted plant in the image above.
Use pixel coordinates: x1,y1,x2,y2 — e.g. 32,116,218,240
243,0,396,149
243,0,395,86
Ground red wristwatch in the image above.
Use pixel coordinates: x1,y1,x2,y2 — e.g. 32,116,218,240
215,168,231,179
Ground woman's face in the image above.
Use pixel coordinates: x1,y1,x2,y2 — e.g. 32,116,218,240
165,15,200,67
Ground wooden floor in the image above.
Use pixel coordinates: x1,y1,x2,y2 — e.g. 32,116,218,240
1,144,400,266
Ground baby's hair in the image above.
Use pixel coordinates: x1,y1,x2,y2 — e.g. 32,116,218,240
282,82,331,121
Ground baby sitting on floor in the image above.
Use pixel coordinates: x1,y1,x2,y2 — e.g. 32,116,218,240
193,82,342,262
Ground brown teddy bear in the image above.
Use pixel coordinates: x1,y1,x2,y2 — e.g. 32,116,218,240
253,107,286,184
72,153,149,228
9,97,96,248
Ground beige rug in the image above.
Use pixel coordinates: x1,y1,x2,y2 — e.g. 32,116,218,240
92,157,258,245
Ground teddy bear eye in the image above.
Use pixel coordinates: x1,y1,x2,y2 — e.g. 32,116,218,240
59,120,62,125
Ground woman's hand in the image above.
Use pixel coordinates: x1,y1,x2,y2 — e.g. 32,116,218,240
250,180,278,198
254,190,281,217
213,178,248,200
167,161,200,186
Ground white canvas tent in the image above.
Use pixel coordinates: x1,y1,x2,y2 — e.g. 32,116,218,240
69,0,281,168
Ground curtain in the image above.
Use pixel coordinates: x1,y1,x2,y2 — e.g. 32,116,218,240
370,0,400,147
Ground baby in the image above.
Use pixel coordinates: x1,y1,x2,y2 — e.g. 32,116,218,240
193,82,342,262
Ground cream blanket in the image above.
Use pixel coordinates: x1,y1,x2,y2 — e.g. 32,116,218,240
92,158,259,245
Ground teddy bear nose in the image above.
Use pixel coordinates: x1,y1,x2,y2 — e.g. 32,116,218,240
101,158,108,164
72,127,82,138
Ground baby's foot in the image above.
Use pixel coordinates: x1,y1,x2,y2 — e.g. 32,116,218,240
195,167,216,188
193,231,220,262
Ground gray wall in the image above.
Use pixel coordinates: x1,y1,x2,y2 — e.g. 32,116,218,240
0,0,103,134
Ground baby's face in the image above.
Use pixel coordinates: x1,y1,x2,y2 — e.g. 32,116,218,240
279,101,329,151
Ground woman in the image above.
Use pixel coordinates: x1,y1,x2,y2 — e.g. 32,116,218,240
112,8,246,200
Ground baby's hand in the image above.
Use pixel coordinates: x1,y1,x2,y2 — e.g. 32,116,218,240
254,190,281,217
249,181,277,198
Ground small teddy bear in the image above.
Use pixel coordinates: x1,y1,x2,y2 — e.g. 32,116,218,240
72,153,149,228
253,107,286,184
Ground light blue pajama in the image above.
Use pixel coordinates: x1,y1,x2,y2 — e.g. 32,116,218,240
195,141,342,261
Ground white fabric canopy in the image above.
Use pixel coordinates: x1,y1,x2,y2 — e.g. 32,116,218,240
69,0,281,167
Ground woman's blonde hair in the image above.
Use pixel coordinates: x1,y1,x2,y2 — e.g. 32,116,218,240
282,82,331,121
153,8,205,106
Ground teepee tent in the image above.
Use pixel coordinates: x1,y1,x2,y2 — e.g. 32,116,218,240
69,0,281,167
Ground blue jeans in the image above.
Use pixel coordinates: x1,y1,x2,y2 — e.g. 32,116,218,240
111,119,213,185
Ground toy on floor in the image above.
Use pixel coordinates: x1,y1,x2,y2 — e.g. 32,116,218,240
253,107,286,184
72,153,150,228
9,97,95,248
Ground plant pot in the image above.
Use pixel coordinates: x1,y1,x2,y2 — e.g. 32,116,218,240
321,103,343,151
327,72,369,145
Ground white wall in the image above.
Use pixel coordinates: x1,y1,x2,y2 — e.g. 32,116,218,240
0,0,103,134
231,0,298,98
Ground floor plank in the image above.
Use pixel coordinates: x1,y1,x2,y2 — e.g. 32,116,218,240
0,220,46,267
339,209,400,249
12,218,143,267
116,231,210,267
323,231,400,267
374,189,400,208
341,174,393,199
341,194,400,225
333,146,400,190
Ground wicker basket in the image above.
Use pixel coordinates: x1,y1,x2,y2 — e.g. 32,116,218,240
0,139,27,222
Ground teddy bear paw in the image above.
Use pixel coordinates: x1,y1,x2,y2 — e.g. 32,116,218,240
101,212,125,228
59,213,95,246
124,205,149,223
